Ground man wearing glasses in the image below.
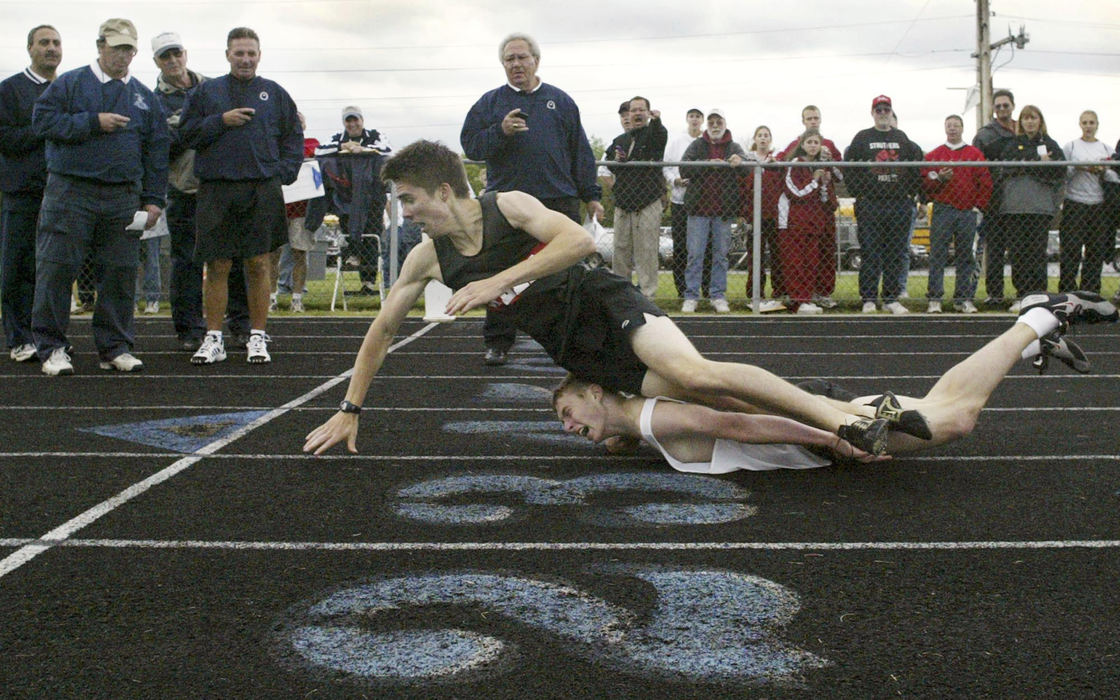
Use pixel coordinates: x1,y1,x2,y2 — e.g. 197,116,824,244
31,18,169,375
973,89,1017,161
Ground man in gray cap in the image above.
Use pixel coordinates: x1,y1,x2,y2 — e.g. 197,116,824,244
151,29,250,351
31,18,169,375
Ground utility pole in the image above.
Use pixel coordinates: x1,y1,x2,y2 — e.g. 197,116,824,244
974,0,1029,128
976,0,992,129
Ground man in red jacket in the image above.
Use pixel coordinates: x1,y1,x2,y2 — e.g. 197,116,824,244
922,114,993,314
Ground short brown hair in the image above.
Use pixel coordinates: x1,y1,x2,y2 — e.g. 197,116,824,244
381,140,471,199
227,27,259,48
551,374,593,411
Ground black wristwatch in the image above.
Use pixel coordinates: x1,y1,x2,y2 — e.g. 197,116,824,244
339,400,362,415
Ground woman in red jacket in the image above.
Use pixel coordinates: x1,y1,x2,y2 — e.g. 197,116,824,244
777,130,840,314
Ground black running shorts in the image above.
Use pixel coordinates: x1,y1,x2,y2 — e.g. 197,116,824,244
194,177,287,262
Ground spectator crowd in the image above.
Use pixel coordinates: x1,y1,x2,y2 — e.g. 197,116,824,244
2,23,1119,378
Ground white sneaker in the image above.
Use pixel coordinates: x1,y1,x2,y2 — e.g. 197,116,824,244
681,299,697,313
191,334,226,365
9,344,36,362
290,296,304,313
862,301,877,313
927,300,942,314
1008,300,1021,313
885,301,909,315
758,299,786,313
246,332,271,364
796,302,823,315
954,300,978,314
268,295,278,313
41,347,73,376
712,298,730,313
144,301,159,314
813,295,838,309
99,352,144,372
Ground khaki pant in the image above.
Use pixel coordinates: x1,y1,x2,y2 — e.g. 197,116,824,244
613,199,662,297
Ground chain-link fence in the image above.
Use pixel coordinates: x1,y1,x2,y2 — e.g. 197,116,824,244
34,158,1120,316
599,158,1120,313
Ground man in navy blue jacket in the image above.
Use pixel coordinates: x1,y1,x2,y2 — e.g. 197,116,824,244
0,24,61,365
180,26,303,366
461,32,602,366
31,18,169,376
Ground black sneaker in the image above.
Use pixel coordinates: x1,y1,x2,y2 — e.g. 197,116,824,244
867,391,933,440
837,417,890,456
1032,333,1090,374
1018,292,1118,330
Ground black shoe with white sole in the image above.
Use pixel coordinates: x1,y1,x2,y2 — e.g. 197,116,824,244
1032,333,1090,374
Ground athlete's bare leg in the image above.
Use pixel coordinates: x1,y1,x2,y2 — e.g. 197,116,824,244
854,321,1048,454
631,315,875,434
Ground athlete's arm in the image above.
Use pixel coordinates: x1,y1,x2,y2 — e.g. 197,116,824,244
652,401,876,463
303,242,440,455
444,191,595,315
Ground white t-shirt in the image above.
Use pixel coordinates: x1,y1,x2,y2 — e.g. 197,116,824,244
638,398,831,474
1062,138,1119,205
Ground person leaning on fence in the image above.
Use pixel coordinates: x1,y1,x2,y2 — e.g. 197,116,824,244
741,125,788,312
989,105,1065,312
844,94,924,315
460,32,603,367
921,114,993,314
679,108,746,313
315,104,393,299
303,139,905,458
179,26,303,365
0,25,61,365
663,107,707,298
776,129,841,315
31,18,170,376
1059,110,1119,296
605,96,667,298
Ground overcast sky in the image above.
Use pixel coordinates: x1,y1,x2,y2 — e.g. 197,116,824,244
3,0,1119,156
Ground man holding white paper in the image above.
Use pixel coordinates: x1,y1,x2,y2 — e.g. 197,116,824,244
30,18,168,375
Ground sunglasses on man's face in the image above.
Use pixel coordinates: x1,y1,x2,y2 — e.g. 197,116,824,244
159,48,183,60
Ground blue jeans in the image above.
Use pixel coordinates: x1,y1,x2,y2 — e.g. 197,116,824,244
32,174,140,361
927,203,978,302
855,199,912,304
138,235,162,303
685,215,730,300
1,193,41,348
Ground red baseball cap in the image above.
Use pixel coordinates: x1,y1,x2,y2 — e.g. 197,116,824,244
871,95,893,110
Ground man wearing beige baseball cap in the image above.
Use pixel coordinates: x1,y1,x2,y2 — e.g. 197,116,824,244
30,18,169,375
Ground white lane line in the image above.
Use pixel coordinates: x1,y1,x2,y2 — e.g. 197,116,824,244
1,538,1119,553
0,453,1116,462
0,323,439,580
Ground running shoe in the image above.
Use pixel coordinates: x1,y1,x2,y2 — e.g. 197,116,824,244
1018,292,1118,329
246,332,271,364
1032,333,1090,374
41,347,73,376
837,417,891,456
867,391,933,440
191,334,226,365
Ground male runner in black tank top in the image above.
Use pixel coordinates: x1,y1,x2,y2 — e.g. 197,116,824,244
304,140,917,457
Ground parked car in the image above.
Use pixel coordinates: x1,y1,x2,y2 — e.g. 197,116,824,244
590,226,675,269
